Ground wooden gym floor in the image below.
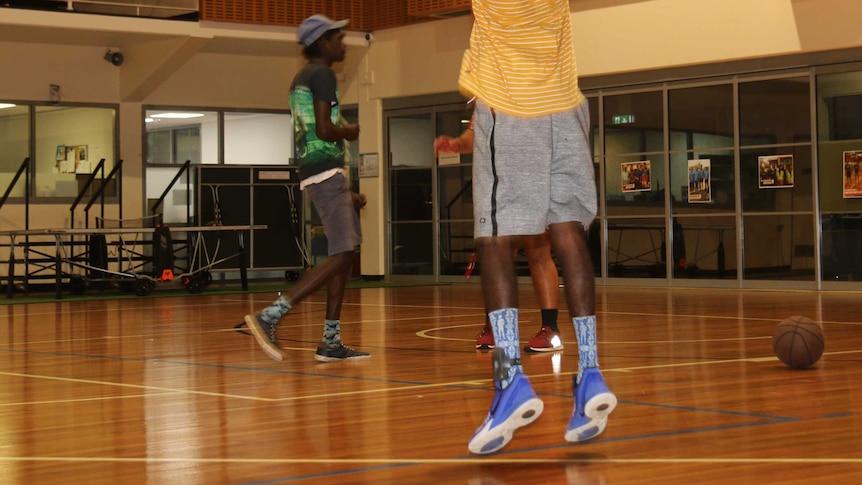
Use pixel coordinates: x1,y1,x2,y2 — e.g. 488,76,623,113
1,283,861,484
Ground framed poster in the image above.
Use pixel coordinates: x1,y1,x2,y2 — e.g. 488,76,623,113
57,144,88,173
687,159,711,203
758,155,794,188
843,150,862,198
621,160,651,193
359,152,379,178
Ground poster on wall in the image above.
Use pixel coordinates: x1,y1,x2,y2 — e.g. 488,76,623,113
687,159,711,203
54,144,91,174
843,150,862,198
621,160,651,193
358,152,379,178
758,154,794,188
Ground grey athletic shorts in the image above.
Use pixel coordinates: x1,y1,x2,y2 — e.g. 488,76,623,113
472,100,597,238
304,172,362,256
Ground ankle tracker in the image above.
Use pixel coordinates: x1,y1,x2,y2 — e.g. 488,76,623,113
491,348,521,383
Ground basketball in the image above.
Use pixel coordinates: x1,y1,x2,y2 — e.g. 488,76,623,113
772,316,825,369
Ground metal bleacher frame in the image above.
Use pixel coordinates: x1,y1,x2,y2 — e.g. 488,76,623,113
0,157,264,299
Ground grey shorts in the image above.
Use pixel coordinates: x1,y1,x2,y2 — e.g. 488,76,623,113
472,100,597,238
304,173,362,256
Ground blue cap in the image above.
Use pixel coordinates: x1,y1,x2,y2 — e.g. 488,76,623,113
298,14,349,47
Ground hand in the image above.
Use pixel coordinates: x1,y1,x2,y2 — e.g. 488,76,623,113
351,192,367,211
433,136,460,154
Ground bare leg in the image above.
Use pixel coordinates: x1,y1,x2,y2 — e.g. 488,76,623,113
521,232,562,351
547,222,594,317
285,251,353,311
323,254,351,321
521,233,559,311
477,235,520,311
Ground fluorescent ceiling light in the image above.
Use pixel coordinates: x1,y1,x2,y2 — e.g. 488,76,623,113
145,118,155,123
0,103,16,109
150,112,205,119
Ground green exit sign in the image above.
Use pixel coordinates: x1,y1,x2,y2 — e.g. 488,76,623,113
613,115,636,125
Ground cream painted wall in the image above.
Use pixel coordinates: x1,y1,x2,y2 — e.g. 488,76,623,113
366,0,862,99
0,41,120,103
0,41,121,230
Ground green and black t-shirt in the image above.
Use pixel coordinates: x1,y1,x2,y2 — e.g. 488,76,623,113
289,62,345,181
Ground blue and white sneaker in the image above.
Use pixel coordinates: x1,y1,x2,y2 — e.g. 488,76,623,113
468,372,544,454
565,367,616,442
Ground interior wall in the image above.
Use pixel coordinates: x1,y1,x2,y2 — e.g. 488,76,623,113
367,0,862,100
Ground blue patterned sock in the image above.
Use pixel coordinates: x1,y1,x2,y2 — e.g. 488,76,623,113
489,308,522,389
260,295,292,325
322,319,341,346
574,315,599,384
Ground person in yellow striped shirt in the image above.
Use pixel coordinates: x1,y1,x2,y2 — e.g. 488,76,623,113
461,0,617,455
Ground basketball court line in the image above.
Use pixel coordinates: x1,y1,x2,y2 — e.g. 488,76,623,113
2,332,854,479
4,298,859,415
416,323,776,345
4,342,859,408
0,370,283,402
0,392,175,408
0,456,859,465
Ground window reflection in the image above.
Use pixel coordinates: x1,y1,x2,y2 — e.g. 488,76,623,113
35,105,116,198
224,112,291,165
0,104,29,198
145,109,216,164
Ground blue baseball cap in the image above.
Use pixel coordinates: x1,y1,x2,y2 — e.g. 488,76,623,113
298,14,349,47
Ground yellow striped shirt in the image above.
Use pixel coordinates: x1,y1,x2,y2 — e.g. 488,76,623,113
459,0,585,117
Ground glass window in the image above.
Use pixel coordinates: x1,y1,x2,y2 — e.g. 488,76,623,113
0,103,30,198
742,214,815,281
438,164,472,221
816,71,862,282
817,71,862,214
390,114,434,168
35,105,116,198
392,222,433,275
670,149,735,212
669,84,733,151
391,169,432,221
821,213,862,281
605,153,665,216
145,109,217,164
604,91,664,155
606,217,666,278
740,146,812,212
672,215,737,280
439,220,474,276
146,167,191,224
739,77,811,145
224,111,291,165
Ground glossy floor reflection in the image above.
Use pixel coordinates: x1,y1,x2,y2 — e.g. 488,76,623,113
1,284,861,483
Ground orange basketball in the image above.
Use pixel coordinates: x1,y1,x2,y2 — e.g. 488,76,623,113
772,316,825,369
